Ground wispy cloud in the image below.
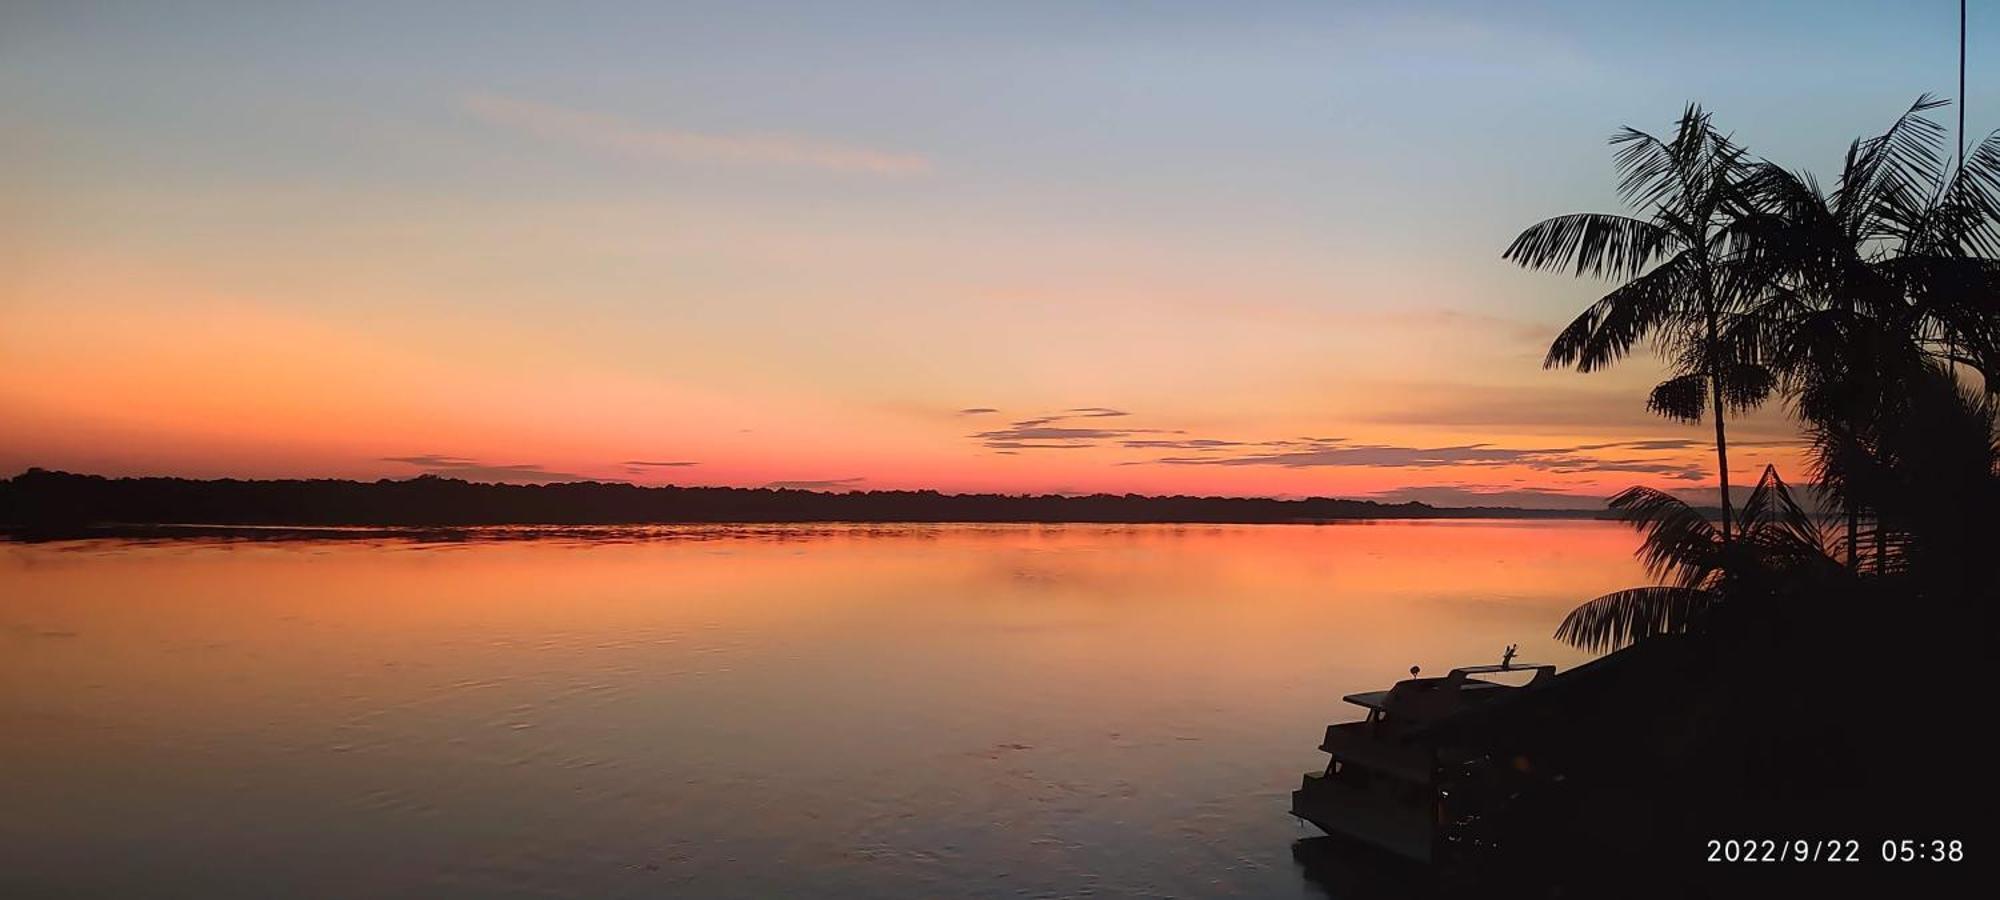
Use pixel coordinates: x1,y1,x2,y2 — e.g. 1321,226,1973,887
956,407,999,416
1120,438,1255,451
463,94,932,175
382,454,602,484
960,409,1710,481
1143,438,1707,480
622,459,699,476
765,477,867,491
970,408,1176,450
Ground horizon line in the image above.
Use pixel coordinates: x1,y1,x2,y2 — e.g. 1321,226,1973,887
2,466,1689,515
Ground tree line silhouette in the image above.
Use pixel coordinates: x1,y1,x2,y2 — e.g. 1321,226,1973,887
0,468,1602,532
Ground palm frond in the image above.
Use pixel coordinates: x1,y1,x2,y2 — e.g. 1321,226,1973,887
1740,162,1827,219
1610,125,1683,212
1895,140,2000,258
1609,485,1721,587
1838,95,1950,241
1554,586,1717,653
1503,212,1673,278
1959,131,2000,249
1543,249,1695,371
1722,362,1775,412
1737,464,1821,552
1647,373,1709,423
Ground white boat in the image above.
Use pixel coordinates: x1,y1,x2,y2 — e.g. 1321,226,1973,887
1289,653,1556,863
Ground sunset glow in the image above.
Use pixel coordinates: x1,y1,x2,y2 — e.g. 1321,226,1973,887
6,1,1969,506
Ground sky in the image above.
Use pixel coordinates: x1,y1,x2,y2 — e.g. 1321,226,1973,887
1,1,1990,507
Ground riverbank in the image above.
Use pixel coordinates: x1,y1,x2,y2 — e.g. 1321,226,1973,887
1,468,1615,530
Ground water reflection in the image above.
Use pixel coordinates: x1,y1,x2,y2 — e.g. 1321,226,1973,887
0,522,1640,897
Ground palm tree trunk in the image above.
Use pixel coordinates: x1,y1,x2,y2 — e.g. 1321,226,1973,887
1847,506,1860,570
1704,309,1734,542
1709,374,1734,542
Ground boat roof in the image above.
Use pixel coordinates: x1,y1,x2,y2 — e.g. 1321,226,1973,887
1342,667,1546,711
1341,690,1392,710
1413,636,1700,745
1450,663,1555,677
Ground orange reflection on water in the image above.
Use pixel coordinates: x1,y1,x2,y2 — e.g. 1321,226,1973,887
1,522,1644,896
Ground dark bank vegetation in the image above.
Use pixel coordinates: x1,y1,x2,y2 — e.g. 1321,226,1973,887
1470,98,1996,892
0,468,1602,533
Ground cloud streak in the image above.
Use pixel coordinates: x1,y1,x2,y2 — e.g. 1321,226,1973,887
765,477,867,490
622,459,700,477
463,94,933,175
382,455,601,484
970,408,1175,450
1143,438,1707,480
963,408,1713,482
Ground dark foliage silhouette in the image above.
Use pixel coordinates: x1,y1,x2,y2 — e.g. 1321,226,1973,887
1552,465,1838,653
1513,98,1999,655
1481,99,1996,891
1734,96,2000,567
0,468,1600,533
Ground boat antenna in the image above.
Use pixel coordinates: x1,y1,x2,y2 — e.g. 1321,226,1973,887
1961,0,1969,169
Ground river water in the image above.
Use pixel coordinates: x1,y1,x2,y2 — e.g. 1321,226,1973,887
1,521,1643,897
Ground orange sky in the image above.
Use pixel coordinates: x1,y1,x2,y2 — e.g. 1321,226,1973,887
0,255,1807,507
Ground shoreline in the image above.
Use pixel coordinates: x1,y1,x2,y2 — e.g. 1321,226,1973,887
1,468,1621,537
0,516,1617,543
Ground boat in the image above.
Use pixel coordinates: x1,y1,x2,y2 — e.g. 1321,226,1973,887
1289,648,1557,864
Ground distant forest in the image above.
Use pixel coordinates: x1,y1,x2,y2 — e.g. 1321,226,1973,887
0,468,1602,532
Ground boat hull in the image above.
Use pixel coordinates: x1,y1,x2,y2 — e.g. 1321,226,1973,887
1290,772,1436,863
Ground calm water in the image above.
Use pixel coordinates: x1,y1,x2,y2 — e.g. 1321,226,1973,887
1,521,1642,898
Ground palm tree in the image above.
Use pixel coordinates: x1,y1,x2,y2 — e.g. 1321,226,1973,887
1552,370,1996,655
1553,465,1837,653
1505,105,1770,541
1733,97,2000,566
1545,101,2000,655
